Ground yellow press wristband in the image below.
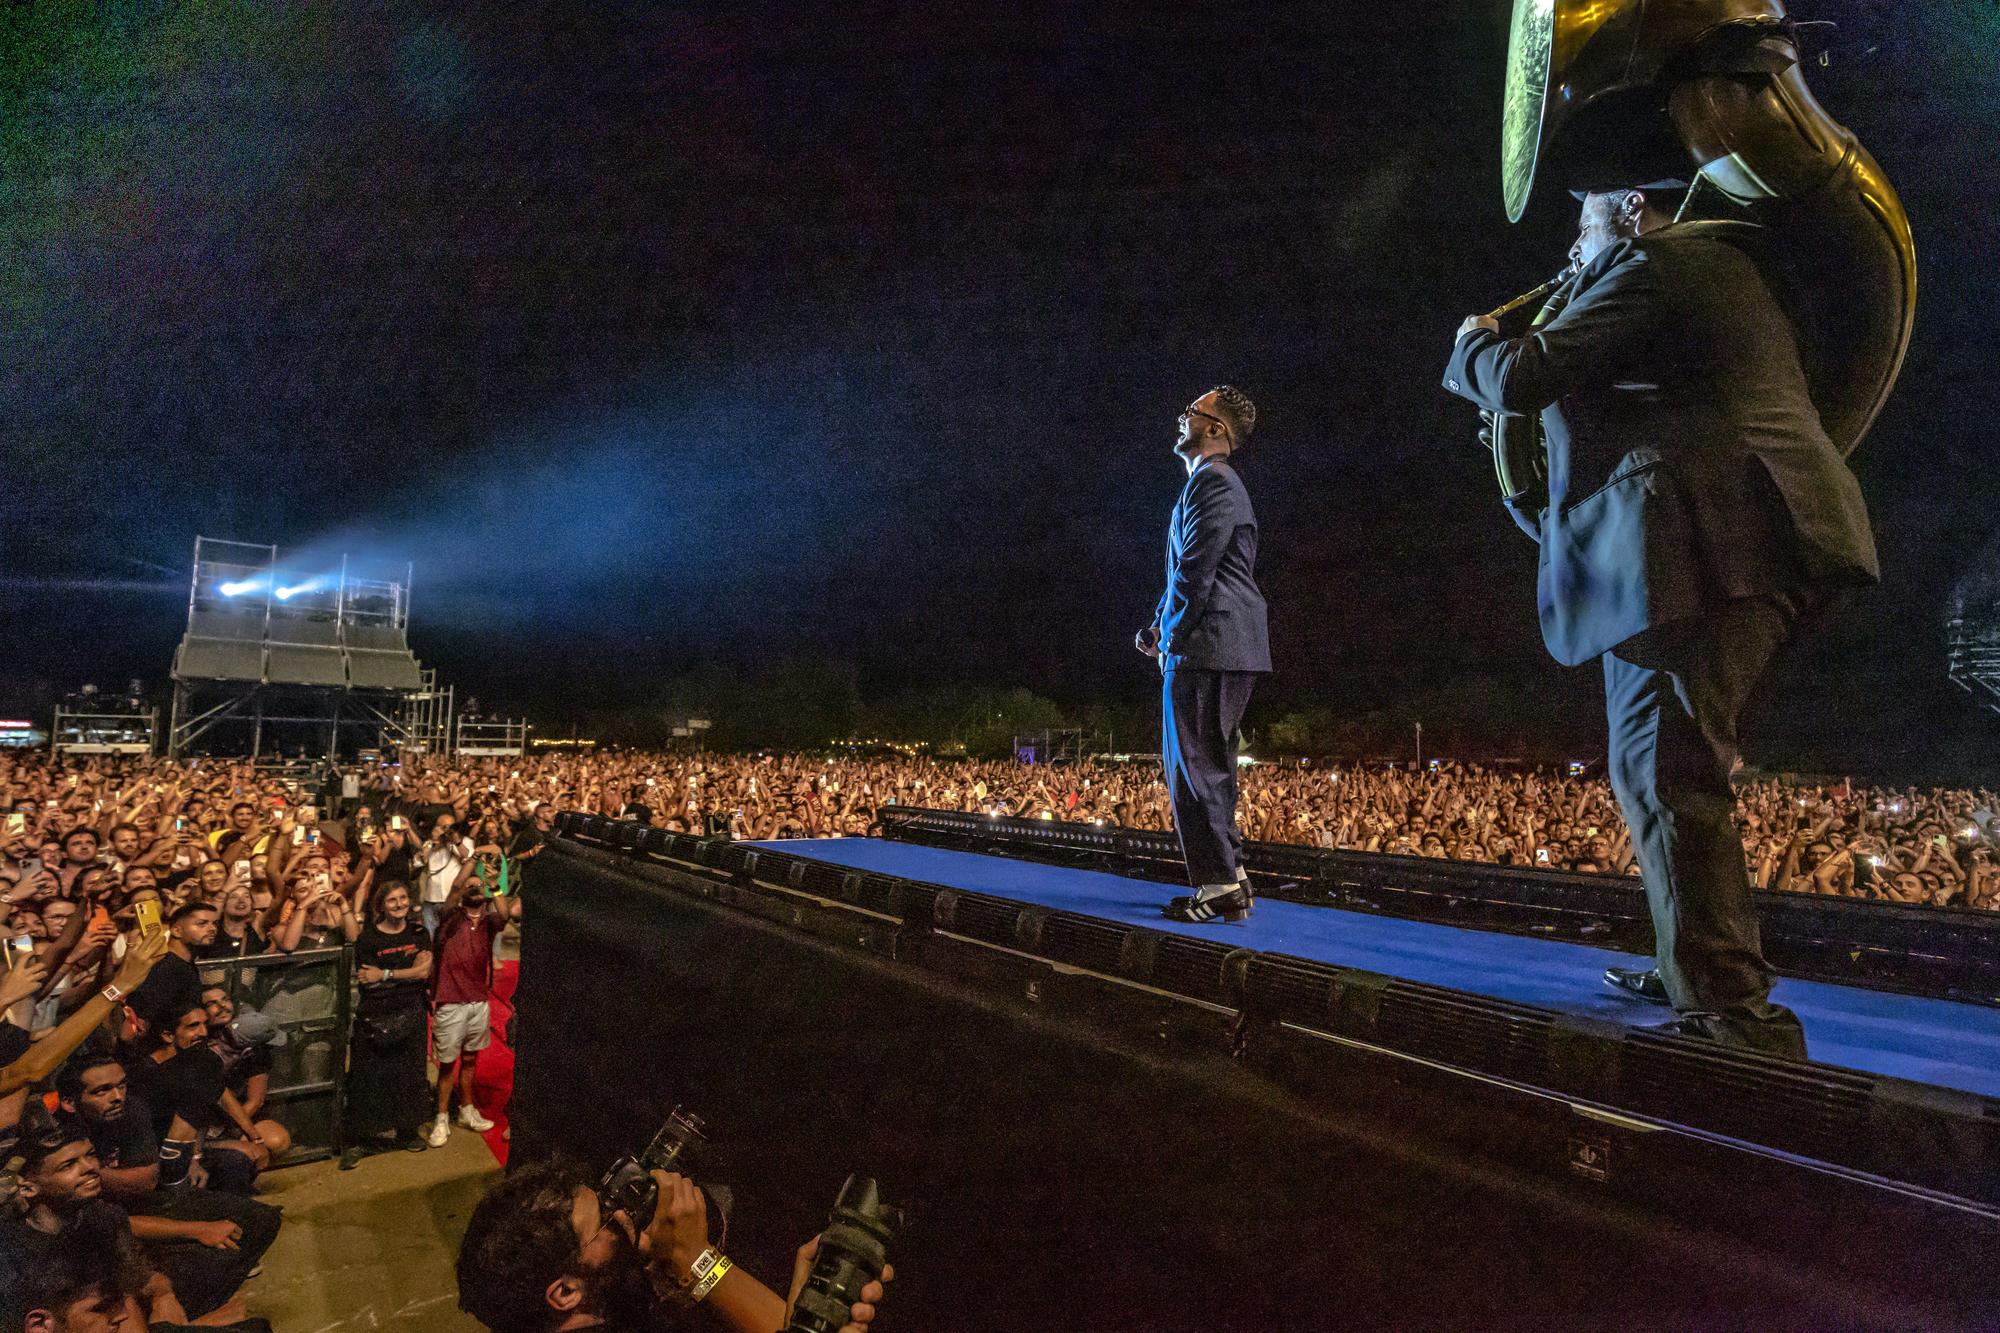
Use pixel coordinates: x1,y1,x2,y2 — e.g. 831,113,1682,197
686,1249,732,1302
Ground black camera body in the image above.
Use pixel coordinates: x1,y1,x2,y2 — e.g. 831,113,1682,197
597,1106,707,1231
784,1175,901,1333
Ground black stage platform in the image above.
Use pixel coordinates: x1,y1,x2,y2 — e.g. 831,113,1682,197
510,814,2000,1330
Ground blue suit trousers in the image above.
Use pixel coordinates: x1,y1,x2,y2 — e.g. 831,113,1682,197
1162,668,1257,887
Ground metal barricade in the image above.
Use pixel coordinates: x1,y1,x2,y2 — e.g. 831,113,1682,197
195,945,352,1165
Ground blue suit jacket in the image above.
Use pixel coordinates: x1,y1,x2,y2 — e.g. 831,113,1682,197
1443,222,1878,666
1152,458,1271,673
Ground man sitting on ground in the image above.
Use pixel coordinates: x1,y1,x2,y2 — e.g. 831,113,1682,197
0,1119,262,1325
55,1054,284,1317
201,987,285,1135
123,1005,286,1195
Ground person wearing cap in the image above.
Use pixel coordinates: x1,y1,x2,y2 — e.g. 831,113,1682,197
1135,386,1271,924
1443,181,1878,1056
202,986,289,1143
424,864,516,1148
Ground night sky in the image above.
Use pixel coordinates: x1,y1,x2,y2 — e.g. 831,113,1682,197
3,1,1996,775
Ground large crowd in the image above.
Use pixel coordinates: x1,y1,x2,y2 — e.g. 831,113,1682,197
0,743,1993,1328
0,744,897,1330
4,748,1993,950
540,749,1998,911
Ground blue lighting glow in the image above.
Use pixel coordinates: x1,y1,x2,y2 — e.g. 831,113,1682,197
218,578,264,597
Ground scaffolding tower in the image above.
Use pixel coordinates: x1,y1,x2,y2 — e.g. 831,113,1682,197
51,694,159,756
1949,532,2000,722
168,537,434,759
395,668,456,756
1948,614,2000,720
455,717,531,756
1013,728,1085,765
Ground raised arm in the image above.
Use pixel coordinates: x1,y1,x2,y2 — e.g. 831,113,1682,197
1445,242,1663,416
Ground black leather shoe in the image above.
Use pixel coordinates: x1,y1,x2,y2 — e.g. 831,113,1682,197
1163,887,1251,924
1604,965,1670,1005
1644,1012,1722,1040
1642,1011,1808,1061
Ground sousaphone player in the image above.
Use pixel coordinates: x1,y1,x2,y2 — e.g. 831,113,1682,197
1441,0,1915,1056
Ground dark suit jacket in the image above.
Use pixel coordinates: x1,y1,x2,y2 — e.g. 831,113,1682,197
1152,457,1271,673
1443,221,1879,666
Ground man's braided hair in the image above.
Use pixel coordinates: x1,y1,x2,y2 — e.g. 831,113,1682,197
1212,385,1256,448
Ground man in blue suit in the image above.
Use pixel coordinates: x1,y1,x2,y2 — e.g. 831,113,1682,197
1136,386,1271,924
1443,184,1878,1056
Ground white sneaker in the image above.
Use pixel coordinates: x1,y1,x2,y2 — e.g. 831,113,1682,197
457,1104,495,1132
426,1115,450,1148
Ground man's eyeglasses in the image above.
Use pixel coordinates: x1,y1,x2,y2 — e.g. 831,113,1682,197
1179,407,1232,442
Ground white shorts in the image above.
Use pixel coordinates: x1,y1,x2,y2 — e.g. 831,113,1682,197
432,1000,491,1063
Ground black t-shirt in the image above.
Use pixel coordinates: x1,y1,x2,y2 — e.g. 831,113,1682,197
83,1096,160,1172
377,838,417,886
353,922,433,1012
131,1046,230,1138
507,826,546,860
127,951,202,1027
195,924,269,960
0,1019,29,1068
211,1033,274,1099
288,919,344,953
0,1199,132,1310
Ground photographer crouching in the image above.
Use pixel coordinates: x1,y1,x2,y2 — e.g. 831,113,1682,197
455,1165,890,1333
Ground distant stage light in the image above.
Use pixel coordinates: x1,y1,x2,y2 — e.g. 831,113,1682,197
218,579,261,597
274,576,327,601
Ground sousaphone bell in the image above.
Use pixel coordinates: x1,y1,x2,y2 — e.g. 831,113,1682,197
1483,0,1917,506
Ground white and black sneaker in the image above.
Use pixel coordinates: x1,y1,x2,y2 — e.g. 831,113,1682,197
1162,886,1252,924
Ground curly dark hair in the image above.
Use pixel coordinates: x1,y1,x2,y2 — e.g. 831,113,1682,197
455,1160,591,1333
1211,384,1256,447
7,1223,148,1330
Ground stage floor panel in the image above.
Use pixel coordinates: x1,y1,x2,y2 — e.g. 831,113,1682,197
749,838,2000,1100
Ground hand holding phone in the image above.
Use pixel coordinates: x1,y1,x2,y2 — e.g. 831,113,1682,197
4,934,36,973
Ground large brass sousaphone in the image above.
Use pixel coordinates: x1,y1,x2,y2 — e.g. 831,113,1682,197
1487,0,1917,506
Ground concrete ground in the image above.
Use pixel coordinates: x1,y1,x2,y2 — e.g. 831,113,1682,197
237,1116,499,1331
229,924,521,1330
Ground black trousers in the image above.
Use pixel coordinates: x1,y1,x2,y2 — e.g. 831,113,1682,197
143,1187,284,1318
1603,593,1804,1055
1162,668,1257,887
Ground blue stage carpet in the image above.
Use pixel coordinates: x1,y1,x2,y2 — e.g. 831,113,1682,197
751,838,2000,1100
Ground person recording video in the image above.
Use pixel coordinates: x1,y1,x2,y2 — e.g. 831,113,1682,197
455,1164,889,1333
